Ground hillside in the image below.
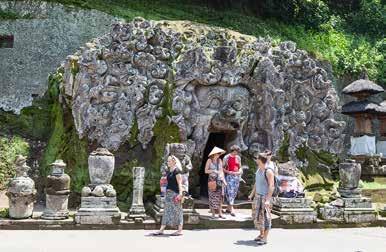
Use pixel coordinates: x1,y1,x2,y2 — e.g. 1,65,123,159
2,0,383,87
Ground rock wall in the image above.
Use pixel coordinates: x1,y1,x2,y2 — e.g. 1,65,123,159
61,18,346,167
57,18,347,198
0,1,116,113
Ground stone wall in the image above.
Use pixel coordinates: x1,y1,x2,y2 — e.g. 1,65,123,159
0,1,117,113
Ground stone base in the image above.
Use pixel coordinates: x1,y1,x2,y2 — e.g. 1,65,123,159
272,197,317,224
41,194,69,220
152,195,200,225
319,197,377,223
338,188,362,198
127,205,148,223
75,196,121,225
8,196,34,219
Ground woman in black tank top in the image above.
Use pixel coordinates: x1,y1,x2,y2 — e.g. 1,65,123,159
152,155,184,236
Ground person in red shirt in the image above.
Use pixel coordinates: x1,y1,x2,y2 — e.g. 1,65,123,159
223,145,242,216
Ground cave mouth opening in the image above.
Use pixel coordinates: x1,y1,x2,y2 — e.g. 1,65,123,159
199,131,236,198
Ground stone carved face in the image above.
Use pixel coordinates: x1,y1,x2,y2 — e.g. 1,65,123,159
195,85,250,131
168,143,187,160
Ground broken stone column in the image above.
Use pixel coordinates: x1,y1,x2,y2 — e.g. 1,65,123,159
6,155,36,219
75,148,121,224
320,159,377,223
127,166,147,222
41,160,70,220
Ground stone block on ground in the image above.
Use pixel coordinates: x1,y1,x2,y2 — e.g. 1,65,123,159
272,197,317,224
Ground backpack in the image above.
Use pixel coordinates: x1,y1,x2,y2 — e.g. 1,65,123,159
265,168,281,197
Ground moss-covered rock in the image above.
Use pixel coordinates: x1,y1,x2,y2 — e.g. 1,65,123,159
296,145,338,191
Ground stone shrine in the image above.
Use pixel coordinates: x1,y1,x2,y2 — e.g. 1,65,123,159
6,155,37,219
41,160,71,220
127,166,147,222
75,148,121,224
272,161,317,224
319,159,377,223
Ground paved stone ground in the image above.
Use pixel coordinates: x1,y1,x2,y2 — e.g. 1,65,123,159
0,228,385,252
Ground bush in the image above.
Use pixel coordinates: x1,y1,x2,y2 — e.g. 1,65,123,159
346,0,386,37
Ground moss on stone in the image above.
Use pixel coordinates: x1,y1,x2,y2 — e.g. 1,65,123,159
296,145,337,191
0,136,30,189
0,208,9,218
40,71,89,193
277,132,290,162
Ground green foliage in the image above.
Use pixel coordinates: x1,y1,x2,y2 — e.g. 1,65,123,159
36,0,384,85
0,10,22,20
0,136,30,189
343,0,386,37
0,208,9,218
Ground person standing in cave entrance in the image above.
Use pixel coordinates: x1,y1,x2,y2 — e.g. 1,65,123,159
205,146,227,219
248,153,274,246
152,155,184,236
223,145,242,217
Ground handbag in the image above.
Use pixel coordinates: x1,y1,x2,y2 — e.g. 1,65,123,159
208,180,217,192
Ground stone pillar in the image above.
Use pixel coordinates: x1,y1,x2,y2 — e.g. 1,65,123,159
41,160,70,220
320,159,377,223
338,160,362,198
75,148,121,224
127,167,147,222
6,155,36,219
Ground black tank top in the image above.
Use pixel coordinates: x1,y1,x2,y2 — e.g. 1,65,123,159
166,169,180,194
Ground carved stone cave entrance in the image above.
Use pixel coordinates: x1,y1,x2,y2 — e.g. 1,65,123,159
199,131,236,198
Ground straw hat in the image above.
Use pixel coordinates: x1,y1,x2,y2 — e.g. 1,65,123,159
208,146,226,157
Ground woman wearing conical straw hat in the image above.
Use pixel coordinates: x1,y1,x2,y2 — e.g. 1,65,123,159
205,146,227,219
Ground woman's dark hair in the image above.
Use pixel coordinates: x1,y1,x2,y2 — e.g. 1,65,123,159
255,153,268,164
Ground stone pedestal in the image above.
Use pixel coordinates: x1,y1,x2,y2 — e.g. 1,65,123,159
75,148,121,224
127,167,147,222
272,197,317,224
152,195,200,225
319,160,377,223
42,160,70,220
320,197,377,223
6,155,36,219
75,197,121,224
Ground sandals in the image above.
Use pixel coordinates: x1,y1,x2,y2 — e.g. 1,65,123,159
218,215,226,219
230,212,236,217
254,236,263,241
151,232,164,236
256,240,267,245
171,232,183,236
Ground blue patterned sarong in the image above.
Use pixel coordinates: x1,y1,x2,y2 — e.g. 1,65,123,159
225,174,240,205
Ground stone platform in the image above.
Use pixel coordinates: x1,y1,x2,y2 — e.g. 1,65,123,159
272,197,317,224
1,208,385,230
152,195,200,225
320,197,377,223
75,197,121,225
